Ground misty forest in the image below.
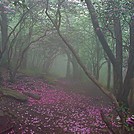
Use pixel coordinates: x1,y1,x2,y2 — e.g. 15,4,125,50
0,0,134,133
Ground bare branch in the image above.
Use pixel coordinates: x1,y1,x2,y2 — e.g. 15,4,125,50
0,3,38,58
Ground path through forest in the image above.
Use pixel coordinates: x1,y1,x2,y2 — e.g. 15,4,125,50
0,76,115,134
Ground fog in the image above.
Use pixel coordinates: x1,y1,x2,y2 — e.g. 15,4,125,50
0,0,133,133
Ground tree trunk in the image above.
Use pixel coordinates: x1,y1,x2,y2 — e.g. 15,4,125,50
95,35,100,80
128,78,134,112
0,5,8,84
113,68,121,98
20,51,28,70
1,5,8,52
85,0,116,67
121,17,134,107
0,72,3,85
113,15,123,101
57,30,118,106
85,0,126,105
66,54,71,79
107,59,111,89
72,56,79,79
8,68,16,83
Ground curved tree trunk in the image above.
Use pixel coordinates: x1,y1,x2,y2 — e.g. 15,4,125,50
45,0,119,107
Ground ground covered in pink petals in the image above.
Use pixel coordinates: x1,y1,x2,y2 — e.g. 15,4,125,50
0,76,116,134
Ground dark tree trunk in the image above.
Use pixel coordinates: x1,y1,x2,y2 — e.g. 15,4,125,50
8,67,16,83
85,0,116,67
107,59,111,89
121,17,134,107
43,60,51,76
0,71,3,85
72,56,79,79
128,79,134,112
85,0,126,104
0,5,8,84
113,67,122,98
1,5,8,52
113,15,123,100
95,35,100,80
66,53,71,79
20,51,28,70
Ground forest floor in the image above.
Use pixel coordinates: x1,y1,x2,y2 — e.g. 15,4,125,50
0,75,118,134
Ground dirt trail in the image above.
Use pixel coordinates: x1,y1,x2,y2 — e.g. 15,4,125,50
0,77,113,134
56,78,112,105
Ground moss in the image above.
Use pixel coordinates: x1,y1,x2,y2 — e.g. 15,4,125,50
0,88,28,102
23,92,41,100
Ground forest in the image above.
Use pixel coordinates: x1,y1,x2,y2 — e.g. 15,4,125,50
0,0,134,133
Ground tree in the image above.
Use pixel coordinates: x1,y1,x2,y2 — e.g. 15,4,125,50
84,0,134,109
45,0,118,106
0,0,49,82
